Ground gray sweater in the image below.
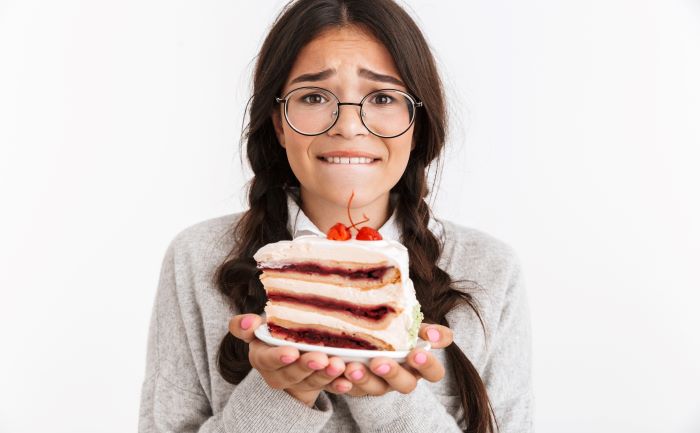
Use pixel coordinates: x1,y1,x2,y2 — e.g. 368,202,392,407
138,207,533,432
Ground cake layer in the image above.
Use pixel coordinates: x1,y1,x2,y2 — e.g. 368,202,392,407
266,292,398,321
267,297,399,330
268,317,391,350
253,235,410,287
265,303,417,350
260,276,406,305
261,269,398,289
259,261,393,280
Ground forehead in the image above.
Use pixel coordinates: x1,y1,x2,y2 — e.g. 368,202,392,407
285,26,402,87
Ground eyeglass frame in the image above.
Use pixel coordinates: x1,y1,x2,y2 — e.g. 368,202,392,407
274,86,424,138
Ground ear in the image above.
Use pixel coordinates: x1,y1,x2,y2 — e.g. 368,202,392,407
271,108,286,148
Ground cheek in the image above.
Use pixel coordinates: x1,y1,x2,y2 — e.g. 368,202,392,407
282,135,315,176
388,136,413,167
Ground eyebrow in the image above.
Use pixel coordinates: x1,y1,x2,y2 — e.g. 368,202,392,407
288,68,405,87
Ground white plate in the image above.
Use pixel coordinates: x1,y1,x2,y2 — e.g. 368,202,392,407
253,323,431,366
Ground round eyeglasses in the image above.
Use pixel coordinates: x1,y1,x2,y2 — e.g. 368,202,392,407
275,86,423,138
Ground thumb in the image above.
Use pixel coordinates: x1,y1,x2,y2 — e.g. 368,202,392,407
418,322,453,349
228,314,263,343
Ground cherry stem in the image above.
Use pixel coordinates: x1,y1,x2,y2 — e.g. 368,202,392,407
354,215,370,227
346,191,370,232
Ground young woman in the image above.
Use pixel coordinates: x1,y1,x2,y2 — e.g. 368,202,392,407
139,1,533,432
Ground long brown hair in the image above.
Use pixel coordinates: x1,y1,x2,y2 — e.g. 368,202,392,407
213,1,497,431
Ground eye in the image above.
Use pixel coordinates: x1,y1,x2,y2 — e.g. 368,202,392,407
370,93,395,105
301,93,328,104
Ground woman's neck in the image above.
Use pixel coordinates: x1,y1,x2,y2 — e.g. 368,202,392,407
298,187,393,235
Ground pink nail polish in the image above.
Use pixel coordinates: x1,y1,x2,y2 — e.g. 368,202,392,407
374,364,390,375
281,355,296,364
240,316,253,330
326,366,341,376
427,328,440,342
308,361,324,370
350,370,364,380
415,352,427,364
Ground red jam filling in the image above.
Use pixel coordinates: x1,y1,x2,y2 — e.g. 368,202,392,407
267,292,394,321
268,323,379,350
260,262,392,280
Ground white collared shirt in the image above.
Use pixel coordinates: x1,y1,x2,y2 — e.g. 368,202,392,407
285,188,444,241
286,191,402,241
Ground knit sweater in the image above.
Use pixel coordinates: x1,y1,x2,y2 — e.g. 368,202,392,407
138,200,534,432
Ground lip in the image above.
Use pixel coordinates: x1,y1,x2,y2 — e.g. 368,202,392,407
317,150,382,160
317,158,380,166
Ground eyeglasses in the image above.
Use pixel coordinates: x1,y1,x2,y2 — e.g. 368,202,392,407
275,86,423,138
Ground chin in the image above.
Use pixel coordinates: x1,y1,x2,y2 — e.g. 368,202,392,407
325,188,385,209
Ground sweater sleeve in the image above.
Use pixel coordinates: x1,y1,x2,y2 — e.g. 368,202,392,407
138,237,334,433
480,252,534,432
343,380,464,432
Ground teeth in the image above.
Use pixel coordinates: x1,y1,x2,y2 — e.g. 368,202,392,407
323,156,375,164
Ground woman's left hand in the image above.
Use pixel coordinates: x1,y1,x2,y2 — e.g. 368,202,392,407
328,322,454,397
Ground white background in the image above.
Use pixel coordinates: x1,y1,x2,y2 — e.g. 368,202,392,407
1,0,699,432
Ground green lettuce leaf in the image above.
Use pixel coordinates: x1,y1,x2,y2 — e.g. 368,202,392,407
408,303,424,346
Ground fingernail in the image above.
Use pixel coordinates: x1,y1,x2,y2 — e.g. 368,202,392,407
374,364,390,375
350,369,364,380
241,316,253,330
427,328,440,342
326,365,341,376
281,355,296,364
415,352,427,364
336,383,351,392
307,361,324,370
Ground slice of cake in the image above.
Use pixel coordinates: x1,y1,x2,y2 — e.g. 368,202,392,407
253,235,424,351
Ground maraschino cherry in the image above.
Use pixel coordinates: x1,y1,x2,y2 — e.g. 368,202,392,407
326,191,383,241
327,222,351,240
356,226,382,240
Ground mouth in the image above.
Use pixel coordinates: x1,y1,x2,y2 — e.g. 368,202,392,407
317,156,381,165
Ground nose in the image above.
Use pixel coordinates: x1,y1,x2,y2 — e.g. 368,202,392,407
327,103,369,138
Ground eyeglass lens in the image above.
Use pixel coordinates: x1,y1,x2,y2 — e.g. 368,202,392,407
284,88,415,137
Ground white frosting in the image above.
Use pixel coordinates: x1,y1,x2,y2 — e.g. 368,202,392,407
266,304,415,350
262,276,405,307
253,235,410,286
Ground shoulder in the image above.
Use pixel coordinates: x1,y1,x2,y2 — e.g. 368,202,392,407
432,218,529,363
163,211,246,279
433,217,524,315
169,212,244,252
435,217,521,276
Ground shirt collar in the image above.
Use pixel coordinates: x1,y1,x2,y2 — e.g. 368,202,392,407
286,189,402,241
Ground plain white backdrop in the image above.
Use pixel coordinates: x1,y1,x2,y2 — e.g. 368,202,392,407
1,0,699,432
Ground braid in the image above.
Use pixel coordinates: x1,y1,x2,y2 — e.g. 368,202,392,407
214,151,297,383
394,160,498,432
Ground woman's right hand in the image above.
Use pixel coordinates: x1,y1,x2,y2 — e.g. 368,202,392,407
228,314,355,407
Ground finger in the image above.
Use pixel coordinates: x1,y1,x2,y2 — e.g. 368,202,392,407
275,351,331,386
404,364,422,379
317,356,346,382
324,377,353,394
343,362,390,396
418,323,453,349
248,339,300,372
228,314,263,343
368,357,418,394
404,349,445,383
296,356,346,392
